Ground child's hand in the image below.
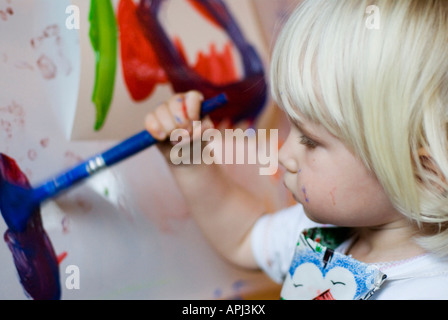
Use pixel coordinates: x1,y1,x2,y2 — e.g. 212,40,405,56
145,91,214,161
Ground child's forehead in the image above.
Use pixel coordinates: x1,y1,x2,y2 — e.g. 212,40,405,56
285,111,333,138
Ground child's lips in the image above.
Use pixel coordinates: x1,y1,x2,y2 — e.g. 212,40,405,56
282,178,292,193
282,179,301,203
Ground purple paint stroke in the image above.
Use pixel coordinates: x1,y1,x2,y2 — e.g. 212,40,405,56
302,186,309,203
136,0,267,126
0,154,61,300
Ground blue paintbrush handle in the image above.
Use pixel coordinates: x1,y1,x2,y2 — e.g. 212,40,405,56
32,93,227,203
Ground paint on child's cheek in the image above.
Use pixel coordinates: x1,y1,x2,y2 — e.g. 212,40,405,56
302,186,310,203
330,188,337,206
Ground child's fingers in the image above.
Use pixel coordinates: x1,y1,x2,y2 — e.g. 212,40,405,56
145,91,205,141
201,116,214,131
154,102,177,135
183,91,204,121
145,102,176,141
145,112,167,141
166,94,191,129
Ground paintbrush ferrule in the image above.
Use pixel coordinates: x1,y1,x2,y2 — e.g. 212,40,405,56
86,155,106,175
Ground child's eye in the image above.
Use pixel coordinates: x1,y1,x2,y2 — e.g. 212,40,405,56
300,135,318,149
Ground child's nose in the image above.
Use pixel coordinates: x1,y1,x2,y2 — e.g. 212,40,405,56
279,134,299,173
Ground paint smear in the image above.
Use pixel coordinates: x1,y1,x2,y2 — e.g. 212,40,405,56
90,0,267,130
89,0,118,131
40,138,49,148
330,188,336,206
0,154,61,300
27,149,37,161
0,6,13,21
302,186,309,203
117,0,239,103
117,0,168,101
36,54,57,80
57,251,68,265
133,0,267,126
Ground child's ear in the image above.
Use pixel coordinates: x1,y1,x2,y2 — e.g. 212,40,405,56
418,147,446,184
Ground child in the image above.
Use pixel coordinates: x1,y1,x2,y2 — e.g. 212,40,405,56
145,0,448,299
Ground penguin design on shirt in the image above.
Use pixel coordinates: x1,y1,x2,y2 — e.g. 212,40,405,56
280,228,387,300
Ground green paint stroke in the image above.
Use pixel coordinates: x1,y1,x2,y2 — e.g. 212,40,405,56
89,0,118,131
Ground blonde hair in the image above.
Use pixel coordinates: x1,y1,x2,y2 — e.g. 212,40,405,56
271,0,448,256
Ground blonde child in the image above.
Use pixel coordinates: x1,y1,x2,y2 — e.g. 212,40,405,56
145,0,448,299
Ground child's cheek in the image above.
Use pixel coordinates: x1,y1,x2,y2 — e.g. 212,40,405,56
299,182,337,211
301,185,310,204
329,187,337,207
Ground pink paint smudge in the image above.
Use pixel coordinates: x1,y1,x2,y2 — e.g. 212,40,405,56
0,119,12,138
75,195,93,213
64,151,83,165
61,216,70,234
31,24,72,78
37,55,57,80
40,138,50,148
0,101,25,140
14,60,35,71
27,149,37,161
0,4,13,21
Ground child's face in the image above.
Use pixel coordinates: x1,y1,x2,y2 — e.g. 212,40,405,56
279,117,402,228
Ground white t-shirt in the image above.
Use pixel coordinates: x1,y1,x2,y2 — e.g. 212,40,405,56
251,204,448,300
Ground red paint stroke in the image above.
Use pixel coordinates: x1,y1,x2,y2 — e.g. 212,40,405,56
181,100,189,120
116,0,266,126
0,154,61,300
135,0,267,126
194,42,239,86
118,0,238,102
57,251,68,265
187,0,222,29
118,0,168,102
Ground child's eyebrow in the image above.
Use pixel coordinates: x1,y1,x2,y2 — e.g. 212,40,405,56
291,118,321,141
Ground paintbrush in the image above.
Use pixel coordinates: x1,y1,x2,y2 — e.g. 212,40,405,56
0,93,228,232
